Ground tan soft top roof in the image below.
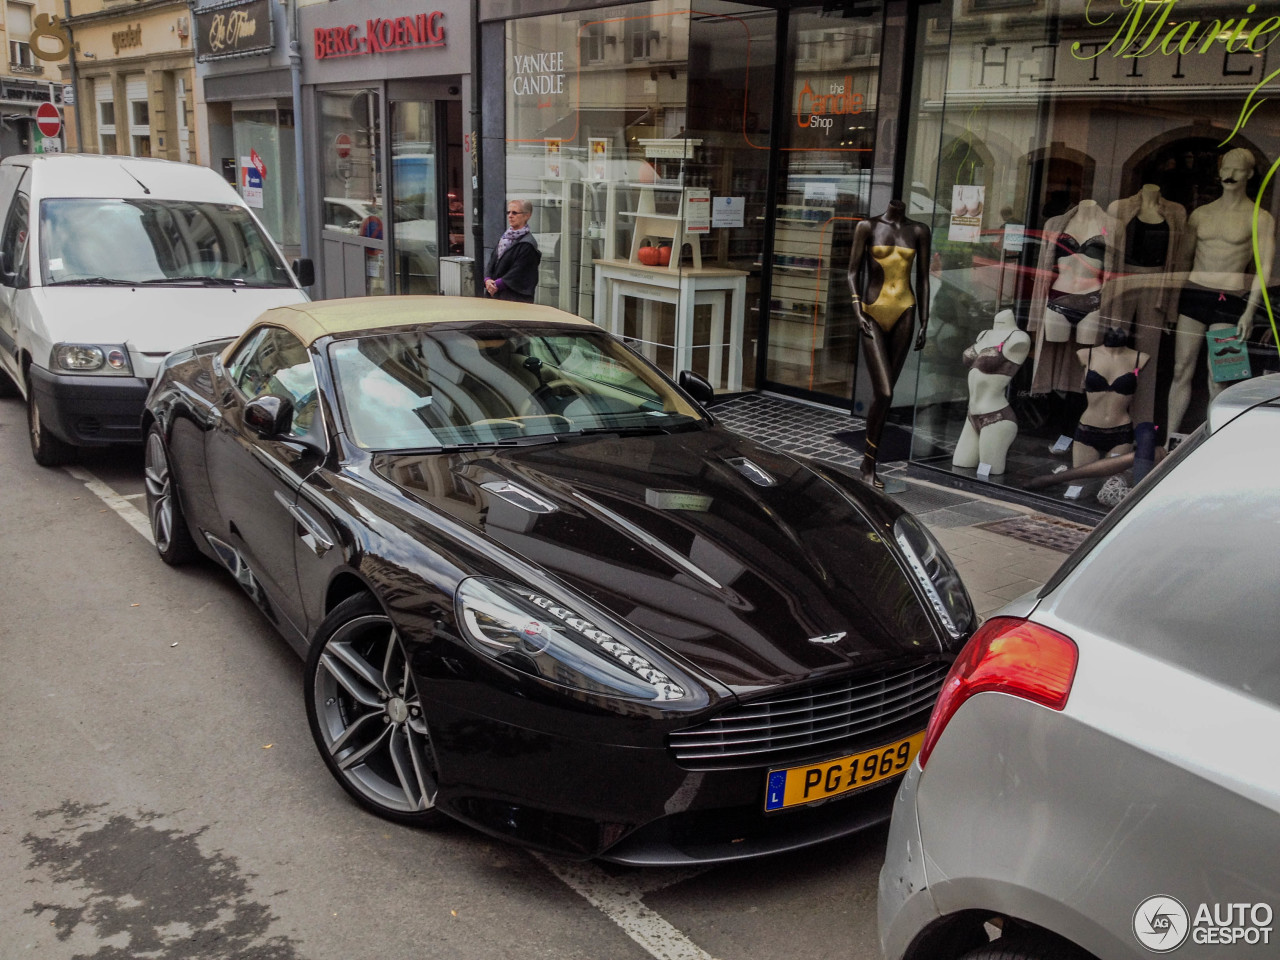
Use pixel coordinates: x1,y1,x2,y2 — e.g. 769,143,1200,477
229,296,595,353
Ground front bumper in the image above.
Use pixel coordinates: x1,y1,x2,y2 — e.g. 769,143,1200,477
28,365,149,446
426,693,907,865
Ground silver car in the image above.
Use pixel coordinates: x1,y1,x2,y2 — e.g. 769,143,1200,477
879,374,1280,960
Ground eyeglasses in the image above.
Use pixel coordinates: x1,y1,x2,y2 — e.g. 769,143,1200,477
507,211,523,217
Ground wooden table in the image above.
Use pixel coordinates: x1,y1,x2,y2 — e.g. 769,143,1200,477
592,258,748,391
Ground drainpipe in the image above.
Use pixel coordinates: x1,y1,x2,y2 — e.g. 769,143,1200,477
469,2,482,295
287,0,309,260
64,0,82,152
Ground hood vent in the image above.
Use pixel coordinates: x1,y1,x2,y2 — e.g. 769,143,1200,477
727,457,776,487
480,480,559,514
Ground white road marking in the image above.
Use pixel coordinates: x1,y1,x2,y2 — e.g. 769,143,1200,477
532,854,718,960
69,463,717,960
65,466,154,545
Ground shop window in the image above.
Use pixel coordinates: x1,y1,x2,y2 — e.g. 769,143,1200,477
131,100,149,126
505,3,781,394
99,101,115,127
901,0,1280,515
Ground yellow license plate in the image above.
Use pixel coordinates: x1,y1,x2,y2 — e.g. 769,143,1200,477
764,731,924,811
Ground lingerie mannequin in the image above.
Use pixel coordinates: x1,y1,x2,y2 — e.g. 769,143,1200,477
1029,200,1121,396
1167,147,1276,433
952,309,1030,475
1103,184,1188,424
847,199,931,489
1072,326,1149,468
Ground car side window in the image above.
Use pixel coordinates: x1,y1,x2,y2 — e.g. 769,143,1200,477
1,180,30,288
227,327,319,439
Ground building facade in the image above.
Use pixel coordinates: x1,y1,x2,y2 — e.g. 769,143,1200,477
0,0,69,155
192,0,298,253
297,0,471,300
64,0,196,164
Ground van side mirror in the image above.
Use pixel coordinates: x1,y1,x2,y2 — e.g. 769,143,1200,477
678,370,715,406
291,258,315,287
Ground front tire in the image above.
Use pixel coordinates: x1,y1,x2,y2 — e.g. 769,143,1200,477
305,593,445,827
960,934,1098,960
144,424,199,565
26,372,75,467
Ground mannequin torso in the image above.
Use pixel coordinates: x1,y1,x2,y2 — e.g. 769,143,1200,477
953,310,1029,475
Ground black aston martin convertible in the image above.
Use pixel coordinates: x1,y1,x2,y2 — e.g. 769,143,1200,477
141,296,975,865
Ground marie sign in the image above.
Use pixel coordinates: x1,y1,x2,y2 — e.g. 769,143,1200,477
195,0,274,62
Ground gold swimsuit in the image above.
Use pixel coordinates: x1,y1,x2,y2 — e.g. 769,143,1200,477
862,245,916,331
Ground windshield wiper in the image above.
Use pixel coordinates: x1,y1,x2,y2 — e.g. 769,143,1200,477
387,434,563,454
46,277,137,286
136,276,248,287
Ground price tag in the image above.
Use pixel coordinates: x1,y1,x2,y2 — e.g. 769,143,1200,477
1064,485,1084,500
976,462,992,479
1050,435,1073,454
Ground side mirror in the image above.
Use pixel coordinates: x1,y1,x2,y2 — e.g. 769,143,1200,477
678,370,715,406
244,394,294,439
291,258,316,287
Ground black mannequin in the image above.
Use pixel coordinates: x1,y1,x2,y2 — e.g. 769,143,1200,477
847,200,932,488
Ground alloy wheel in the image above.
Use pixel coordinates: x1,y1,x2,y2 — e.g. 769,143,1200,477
310,612,439,818
144,431,176,553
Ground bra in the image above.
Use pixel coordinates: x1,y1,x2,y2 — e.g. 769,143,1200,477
1059,233,1107,262
1083,347,1139,396
962,336,1022,378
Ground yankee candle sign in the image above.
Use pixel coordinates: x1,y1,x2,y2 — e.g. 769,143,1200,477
314,12,444,59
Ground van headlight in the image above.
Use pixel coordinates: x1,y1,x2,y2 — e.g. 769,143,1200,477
455,578,703,704
893,514,974,640
52,343,134,376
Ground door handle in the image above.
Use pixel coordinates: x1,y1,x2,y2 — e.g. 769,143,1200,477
275,490,334,557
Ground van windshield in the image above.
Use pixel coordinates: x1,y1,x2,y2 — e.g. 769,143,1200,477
39,198,295,288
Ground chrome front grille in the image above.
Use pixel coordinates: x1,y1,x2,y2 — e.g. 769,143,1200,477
669,662,950,770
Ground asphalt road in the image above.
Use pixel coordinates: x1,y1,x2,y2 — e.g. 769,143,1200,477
0,394,889,960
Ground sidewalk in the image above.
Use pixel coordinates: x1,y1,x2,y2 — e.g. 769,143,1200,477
713,393,1094,617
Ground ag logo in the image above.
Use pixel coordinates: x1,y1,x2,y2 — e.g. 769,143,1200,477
1133,895,1190,952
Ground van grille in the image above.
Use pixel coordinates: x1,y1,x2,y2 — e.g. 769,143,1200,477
668,662,949,770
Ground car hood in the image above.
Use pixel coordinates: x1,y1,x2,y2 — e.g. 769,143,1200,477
30,286,306,355
373,429,945,694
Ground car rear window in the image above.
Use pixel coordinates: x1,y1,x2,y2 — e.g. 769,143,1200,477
1043,407,1280,707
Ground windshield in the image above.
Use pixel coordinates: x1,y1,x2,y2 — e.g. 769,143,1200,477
39,198,295,288
329,324,707,450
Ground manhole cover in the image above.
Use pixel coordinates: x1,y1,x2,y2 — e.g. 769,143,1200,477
976,514,1094,554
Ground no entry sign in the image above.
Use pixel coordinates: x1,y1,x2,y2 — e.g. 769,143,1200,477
36,102,61,139
334,133,352,160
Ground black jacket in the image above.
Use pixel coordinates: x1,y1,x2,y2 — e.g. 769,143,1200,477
485,232,541,302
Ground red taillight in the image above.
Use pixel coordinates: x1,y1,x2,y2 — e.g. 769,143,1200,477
918,617,1078,769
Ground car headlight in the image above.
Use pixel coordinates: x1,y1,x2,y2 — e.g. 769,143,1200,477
892,514,974,640
455,578,699,703
52,343,133,376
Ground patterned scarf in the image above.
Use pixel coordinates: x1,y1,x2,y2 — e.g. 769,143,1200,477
495,226,529,260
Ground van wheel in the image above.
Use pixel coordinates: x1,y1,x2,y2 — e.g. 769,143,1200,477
26,374,75,467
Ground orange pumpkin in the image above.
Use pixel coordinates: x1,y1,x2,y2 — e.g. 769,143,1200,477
657,244,672,266
637,246,661,266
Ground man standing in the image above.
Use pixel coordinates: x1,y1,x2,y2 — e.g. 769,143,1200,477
484,199,541,302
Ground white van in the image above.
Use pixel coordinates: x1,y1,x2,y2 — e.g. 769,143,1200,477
0,154,312,465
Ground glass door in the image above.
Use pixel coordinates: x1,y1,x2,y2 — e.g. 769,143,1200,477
389,100,440,295
764,4,883,401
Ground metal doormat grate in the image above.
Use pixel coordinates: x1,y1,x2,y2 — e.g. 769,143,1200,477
893,484,975,515
976,515,1094,554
